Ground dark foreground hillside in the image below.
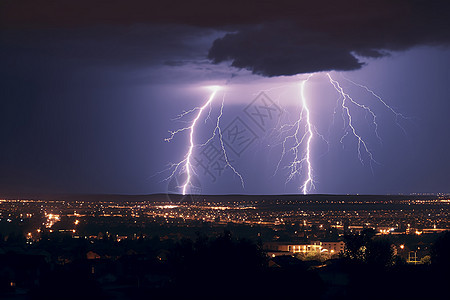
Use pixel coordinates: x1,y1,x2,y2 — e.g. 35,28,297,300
1,231,449,300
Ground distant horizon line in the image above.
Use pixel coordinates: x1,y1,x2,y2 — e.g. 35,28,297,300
0,191,447,200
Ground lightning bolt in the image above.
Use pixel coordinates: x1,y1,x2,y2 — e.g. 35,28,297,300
342,75,408,135
276,72,400,194
326,73,377,168
201,93,245,189
164,87,218,195
299,75,314,194
165,86,244,195
275,75,315,194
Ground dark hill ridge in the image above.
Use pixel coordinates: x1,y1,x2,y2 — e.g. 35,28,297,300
0,192,442,203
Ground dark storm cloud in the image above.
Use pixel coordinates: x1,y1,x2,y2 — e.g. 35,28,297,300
208,22,365,76
2,0,450,76
208,1,450,76
0,25,216,68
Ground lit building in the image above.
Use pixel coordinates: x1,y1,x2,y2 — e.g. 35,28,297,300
320,241,345,254
289,242,322,254
264,241,342,255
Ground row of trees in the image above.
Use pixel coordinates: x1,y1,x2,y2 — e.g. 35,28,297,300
342,228,450,267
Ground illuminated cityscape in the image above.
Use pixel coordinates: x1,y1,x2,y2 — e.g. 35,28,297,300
0,194,449,298
1,194,448,249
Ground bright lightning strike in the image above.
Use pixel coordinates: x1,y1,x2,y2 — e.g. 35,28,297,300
165,87,218,195
200,94,245,189
327,73,377,168
299,76,314,194
275,75,315,194
165,86,244,195
342,75,408,135
275,72,403,194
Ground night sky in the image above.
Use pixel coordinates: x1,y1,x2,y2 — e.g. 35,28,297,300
1,0,449,195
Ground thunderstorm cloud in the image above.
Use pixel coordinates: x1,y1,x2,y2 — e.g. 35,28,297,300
207,1,450,76
2,0,450,77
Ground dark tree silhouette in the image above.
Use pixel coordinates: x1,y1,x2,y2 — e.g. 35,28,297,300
430,231,450,268
342,228,375,262
29,268,106,300
167,231,325,299
365,238,394,267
